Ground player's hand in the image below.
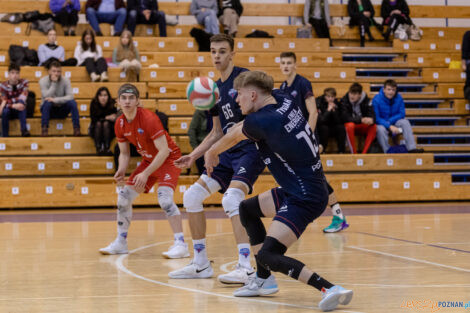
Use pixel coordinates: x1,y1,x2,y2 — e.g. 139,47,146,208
174,155,194,168
114,169,126,184
389,125,400,134
204,149,219,177
132,172,149,191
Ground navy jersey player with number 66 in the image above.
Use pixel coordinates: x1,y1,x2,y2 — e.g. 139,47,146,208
204,71,353,312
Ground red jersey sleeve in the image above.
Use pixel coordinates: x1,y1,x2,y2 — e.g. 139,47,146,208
145,111,166,141
114,116,127,142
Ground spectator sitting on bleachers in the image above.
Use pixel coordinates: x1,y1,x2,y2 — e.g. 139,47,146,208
462,31,470,102
89,87,117,155
303,0,331,43
188,109,212,175
190,0,220,35
348,0,382,47
0,64,30,137
316,87,346,153
341,83,376,154
127,0,167,37
85,0,127,36
38,29,78,68
218,0,243,37
113,30,141,82
74,29,109,82
49,0,81,36
39,60,81,136
381,0,412,41
372,79,423,153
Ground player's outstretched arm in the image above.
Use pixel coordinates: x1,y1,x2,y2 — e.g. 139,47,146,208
174,116,224,168
204,121,247,176
306,96,318,132
114,141,131,184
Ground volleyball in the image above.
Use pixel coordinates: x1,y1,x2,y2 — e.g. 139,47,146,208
186,77,219,110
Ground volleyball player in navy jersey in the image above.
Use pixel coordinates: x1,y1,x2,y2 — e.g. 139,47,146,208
204,71,353,311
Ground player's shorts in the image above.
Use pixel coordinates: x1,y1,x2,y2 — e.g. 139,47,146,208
127,157,181,193
203,144,265,194
270,183,328,238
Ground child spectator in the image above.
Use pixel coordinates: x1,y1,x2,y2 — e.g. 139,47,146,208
90,87,117,155
85,0,127,36
0,64,30,137
303,0,331,43
113,31,141,82
348,0,382,47
38,29,78,68
341,83,376,154
127,0,167,37
74,29,109,82
316,87,346,153
39,61,81,136
381,0,412,41
49,0,80,36
191,0,220,35
218,0,243,37
372,79,423,153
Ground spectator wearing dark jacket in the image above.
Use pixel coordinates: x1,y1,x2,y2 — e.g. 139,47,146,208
218,0,243,37
50,0,81,36
462,31,470,101
316,88,346,153
341,83,376,154
85,0,127,36
127,0,167,37
381,0,412,41
348,0,382,47
89,87,117,155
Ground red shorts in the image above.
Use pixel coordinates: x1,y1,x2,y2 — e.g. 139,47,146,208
127,157,181,193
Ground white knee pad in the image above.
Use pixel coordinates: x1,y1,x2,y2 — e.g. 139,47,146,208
157,186,180,217
183,183,211,213
222,187,245,218
117,186,138,213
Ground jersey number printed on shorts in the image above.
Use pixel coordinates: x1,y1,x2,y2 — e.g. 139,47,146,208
296,124,319,158
221,103,234,120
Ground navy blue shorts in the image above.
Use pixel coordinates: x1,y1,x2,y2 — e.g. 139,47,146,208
271,184,328,238
203,144,265,194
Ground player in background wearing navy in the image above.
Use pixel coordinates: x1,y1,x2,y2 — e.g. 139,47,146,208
99,84,189,259
279,51,349,233
204,71,353,311
169,34,265,283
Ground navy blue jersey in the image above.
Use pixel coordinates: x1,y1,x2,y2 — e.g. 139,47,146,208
279,74,314,119
242,93,325,201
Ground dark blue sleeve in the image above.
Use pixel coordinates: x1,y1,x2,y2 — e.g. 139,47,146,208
300,78,314,100
242,114,264,142
209,105,219,116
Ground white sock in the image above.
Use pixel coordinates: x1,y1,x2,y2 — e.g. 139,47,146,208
331,203,344,220
192,239,208,266
174,232,184,243
237,243,251,268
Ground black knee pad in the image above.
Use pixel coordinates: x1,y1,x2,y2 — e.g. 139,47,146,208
257,236,287,272
326,181,334,195
239,196,266,246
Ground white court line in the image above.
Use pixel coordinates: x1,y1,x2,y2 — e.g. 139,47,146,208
115,235,365,313
347,245,470,273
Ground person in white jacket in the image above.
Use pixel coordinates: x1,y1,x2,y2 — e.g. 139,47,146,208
74,29,108,82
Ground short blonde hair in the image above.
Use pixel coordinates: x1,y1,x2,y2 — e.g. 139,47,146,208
233,71,274,94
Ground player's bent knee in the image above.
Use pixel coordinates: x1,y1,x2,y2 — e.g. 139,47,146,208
239,196,262,227
183,183,210,213
257,237,288,272
158,187,180,217
117,186,137,211
222,188,246,218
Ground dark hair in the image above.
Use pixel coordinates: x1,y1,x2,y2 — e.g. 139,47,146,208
280,52,297,62
349,83,363,94
8,63,20,72
384,79,398,89
324,87,337,97
48,60,61,69
210,34,234,51
234,71,274,94
91,87,116,113
81,29,97,52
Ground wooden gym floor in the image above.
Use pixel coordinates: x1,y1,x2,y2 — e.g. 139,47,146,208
1,203,470,313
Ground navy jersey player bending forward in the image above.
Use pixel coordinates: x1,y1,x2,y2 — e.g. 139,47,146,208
204,71,353,312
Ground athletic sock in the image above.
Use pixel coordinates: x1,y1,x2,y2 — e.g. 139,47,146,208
192,238,208,266
237,243,251,268
331,203,344,220
174,232,185,244
307,273,334,291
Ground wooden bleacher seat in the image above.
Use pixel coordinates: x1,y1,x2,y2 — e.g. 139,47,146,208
422,69,466,83
28,82,147,99
394,39,462,53
406,53,461,68
0,137,95,155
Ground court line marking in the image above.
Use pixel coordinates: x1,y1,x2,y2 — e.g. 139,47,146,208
347,245,470,273
115,235,365,313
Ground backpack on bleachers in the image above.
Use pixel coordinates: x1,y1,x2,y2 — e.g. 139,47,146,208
8,45,39,66
26,91,36,118
408,25,423,41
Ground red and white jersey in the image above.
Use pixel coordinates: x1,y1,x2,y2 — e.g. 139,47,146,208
115,107,180,163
